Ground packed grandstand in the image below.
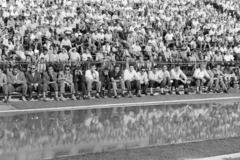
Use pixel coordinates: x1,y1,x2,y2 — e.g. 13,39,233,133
0,0,239,103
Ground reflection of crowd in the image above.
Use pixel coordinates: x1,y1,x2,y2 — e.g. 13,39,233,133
0,102,240,153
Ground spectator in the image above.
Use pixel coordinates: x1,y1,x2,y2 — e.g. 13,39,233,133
58,65,77,101
7,65,27,101
42,65,59,101
25,64,42,101
99,68,111,98
0,66,8,102
137,67,148,95
73,66,88,99
110,65,125,98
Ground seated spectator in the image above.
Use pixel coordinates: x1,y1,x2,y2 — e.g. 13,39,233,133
110,65,125,98
7,65,27,102
69,47,80,61
159,65,171,93
137,67,148,95
170,64,189,95
212,64,228,93
99,68,111,98
73,66,88,99
85,64,101,99
193,64,212,94
25,64,42,101
123,64,142,98
58,65,77,101
222,66,238,89
0,66,8,102
42,65,59,101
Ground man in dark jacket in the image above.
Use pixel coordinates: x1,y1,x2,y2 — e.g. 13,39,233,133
99,68,112,98
25,64,43,101
73,66,88,99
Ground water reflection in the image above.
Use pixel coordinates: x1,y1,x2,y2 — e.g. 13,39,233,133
0,101,240,160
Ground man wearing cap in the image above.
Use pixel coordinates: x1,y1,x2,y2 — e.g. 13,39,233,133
170,64,189,95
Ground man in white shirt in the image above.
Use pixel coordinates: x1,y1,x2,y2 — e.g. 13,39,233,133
158,65,171,94
137,67,148,95
170,64,189,95
193,64,212,94
148,65,166,96
85,64,101,99
82,49,93,61
123,64,142,98
69,48,80,61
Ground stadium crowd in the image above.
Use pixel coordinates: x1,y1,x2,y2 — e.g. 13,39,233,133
0,0,239,102
0,102,240,154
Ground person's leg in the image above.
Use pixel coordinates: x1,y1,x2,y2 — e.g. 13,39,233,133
112,81,118,96
87,80,93,97
172,79,179,93
59,83,66,101
7,84,15,101
95,81,101,98
125,80,131,92
37,84,42,99
195,78,201,92
149,80,154,95
80,82,87,98
70,83,77,100
120,79,126,95
15,84,27,101
2,85,8,102
106,81,112,97
28,84,34,100
51,83,59,100
74,83,79,97
135,80,142,97
141,83,148,95
160,78,167,94
43,83,49,100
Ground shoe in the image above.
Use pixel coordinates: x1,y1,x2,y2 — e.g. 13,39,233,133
161,92,166,95
184,91,189,95
176,91,180,95
28,96,33,101
22,97,27,102
150,93,154,96
142,92,148,96
60,97,67,101
224,90,228,94
121,93,126,98
114,95,120,99
37,97,41,101
137,94,142,98
43,97,47,102
54,97,59,101
3,98,8,103
72,96,77,101
129,92,133,98
95,94,101,99
169,91,173,94
196,91,201,94
108,95,112,98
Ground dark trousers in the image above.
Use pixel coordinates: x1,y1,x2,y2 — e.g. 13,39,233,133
0,85,8,95
101,81,112,96
28,84,43,96
149,80,165,88
43,82,58,92
74,82,87,96
172,79,188,89
141,83,148,93
125,80,141,92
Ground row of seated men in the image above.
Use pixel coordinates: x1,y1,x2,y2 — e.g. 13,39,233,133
0,62,237,103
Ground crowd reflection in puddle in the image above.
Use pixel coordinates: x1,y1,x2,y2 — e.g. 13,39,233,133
0,101,240,160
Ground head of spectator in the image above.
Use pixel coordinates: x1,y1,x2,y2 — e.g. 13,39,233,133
47,65,54,74
90,64,96,73
64,65,71,74
129,64,135,73
30,64,37,74
175,64,181,72
152,65,158,74
12,65,20,75
140,67,146,75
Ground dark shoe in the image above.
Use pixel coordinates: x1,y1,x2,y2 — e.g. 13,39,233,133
121,93,126,98
150,93,154,96
184,91,189,95
3,98,8,103
28,96,33,101
137,94,142,98
114,95,120,99
54,97,59,101
224,90,228,94
161,92,166,95
95,94,101,99
176,91,180,95
169,91,173,94
196,91,201,94
142,91,148,96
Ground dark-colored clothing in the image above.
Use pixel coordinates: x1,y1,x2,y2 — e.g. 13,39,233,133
110,71,122,81
25,71,43,96
100,71,111,96
73,72,87,95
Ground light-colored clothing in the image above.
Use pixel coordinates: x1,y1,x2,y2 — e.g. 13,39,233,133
123,69,138,81
170,69,187,80
85,70,99,81
148,71,162,81
158,70,170,78
193,68,210,79
137,72,148,84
